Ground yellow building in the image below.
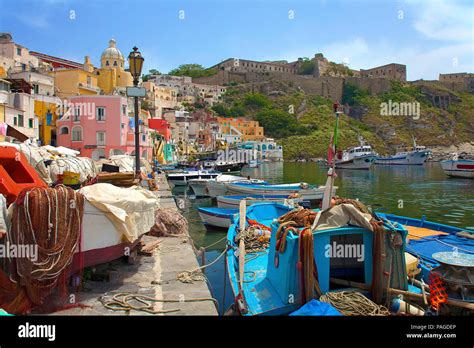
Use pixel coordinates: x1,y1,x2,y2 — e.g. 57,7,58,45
35,98,61,145
96,39,133,95
217,117,265,141
51,56,100,99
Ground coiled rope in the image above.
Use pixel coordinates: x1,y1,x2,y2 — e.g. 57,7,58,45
99,292,219,314
320,291,390,316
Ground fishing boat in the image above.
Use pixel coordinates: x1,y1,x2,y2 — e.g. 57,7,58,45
440,158,474,178
189,174,266,197
217,194,304,209
206,176,267,198
226,202,410,315
197,207,237,229
335,145,377,170
166,169,220,187
226,182,333,201
375,139,430,165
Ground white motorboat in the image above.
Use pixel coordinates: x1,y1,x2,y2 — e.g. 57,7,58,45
335,145,377,170
217,194,304,209
166,169,220,187
440,157,474,178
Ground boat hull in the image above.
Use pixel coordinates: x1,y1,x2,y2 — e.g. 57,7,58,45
335,155,376,170
226,183,333,201
440,160,474,178
188,179,209,197
198,207,237,229
217,194,303,209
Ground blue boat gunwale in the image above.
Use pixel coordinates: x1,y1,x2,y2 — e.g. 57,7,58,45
197,207,238,218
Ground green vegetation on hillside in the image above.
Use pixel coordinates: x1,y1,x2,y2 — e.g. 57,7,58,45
169,64,217,78
203,80,473,160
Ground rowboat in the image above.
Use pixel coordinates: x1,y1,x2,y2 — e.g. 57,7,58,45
226,182,334,201
197,207,237,229
217,194,304,209
226,203,409,315
440,159,474,178
206,176,267,198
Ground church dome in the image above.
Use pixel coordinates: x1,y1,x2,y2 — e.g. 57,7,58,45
101,39,124,61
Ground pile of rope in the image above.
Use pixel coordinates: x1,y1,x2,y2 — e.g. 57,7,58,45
320,291,390,316
0,186,84,314
149,208,188,237
235,225,269,253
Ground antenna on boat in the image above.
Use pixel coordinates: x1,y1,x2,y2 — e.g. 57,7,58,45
321,102,341,211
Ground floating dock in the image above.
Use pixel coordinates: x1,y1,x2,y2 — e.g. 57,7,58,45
54,173,218,315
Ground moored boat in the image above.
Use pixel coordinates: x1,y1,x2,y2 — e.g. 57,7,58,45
166,169,220,187
206,176,267,198
335,145,377,170
197,207,237,229
226,182,334,201
440,159,474,178
217,194,304,209
375,143,430,166
226,202,410,315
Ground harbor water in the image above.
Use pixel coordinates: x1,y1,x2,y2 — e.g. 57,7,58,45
174,162,474,314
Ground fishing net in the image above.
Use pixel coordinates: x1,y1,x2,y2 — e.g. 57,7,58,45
0,186,84,314
149,208,188,237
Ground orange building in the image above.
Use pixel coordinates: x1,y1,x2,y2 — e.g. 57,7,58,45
217,117,264,142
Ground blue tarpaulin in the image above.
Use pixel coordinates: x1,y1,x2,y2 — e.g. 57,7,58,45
289,299,342,316
407,234,474,265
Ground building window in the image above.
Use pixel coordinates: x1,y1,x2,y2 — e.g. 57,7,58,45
74,106,80,122
96,107,106,121
72,126,83,141
97,131,106,146
122,105,127,115
87,76,92,86
21,63,26,72
16,47,21,56
113,61,117,66
33,84,39,94
60,126,69,135
106,60,109,66
28,119,33,128
18,114,24,127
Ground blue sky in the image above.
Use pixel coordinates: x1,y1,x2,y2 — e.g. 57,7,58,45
1,0,472,80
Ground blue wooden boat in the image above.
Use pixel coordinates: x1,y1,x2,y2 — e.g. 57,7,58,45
226,203,409,315
226,182,332,201
376,213,474,284
197,207,237,229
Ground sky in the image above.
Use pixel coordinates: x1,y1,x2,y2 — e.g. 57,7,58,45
0,0,472,80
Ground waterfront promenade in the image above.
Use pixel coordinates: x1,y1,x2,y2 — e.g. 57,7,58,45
54,173,218,316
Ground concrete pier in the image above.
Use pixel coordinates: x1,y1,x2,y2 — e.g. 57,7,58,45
54,173,218,315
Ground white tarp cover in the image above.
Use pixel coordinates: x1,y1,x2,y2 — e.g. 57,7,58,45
0,142,98,184
314,203,374,231
79,183,159,242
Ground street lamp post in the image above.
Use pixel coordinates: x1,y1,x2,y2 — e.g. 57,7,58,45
128,46,144,179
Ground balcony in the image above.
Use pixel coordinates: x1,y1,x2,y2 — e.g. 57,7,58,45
78,83,100,93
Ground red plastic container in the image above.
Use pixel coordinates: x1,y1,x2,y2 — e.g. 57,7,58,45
0,146,47,204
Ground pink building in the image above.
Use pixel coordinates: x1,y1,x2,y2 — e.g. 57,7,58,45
57,95,151,160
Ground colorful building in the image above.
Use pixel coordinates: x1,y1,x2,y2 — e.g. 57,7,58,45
217,117,265,142
96,39,133,95
51,56,100,99
57,95,151,160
